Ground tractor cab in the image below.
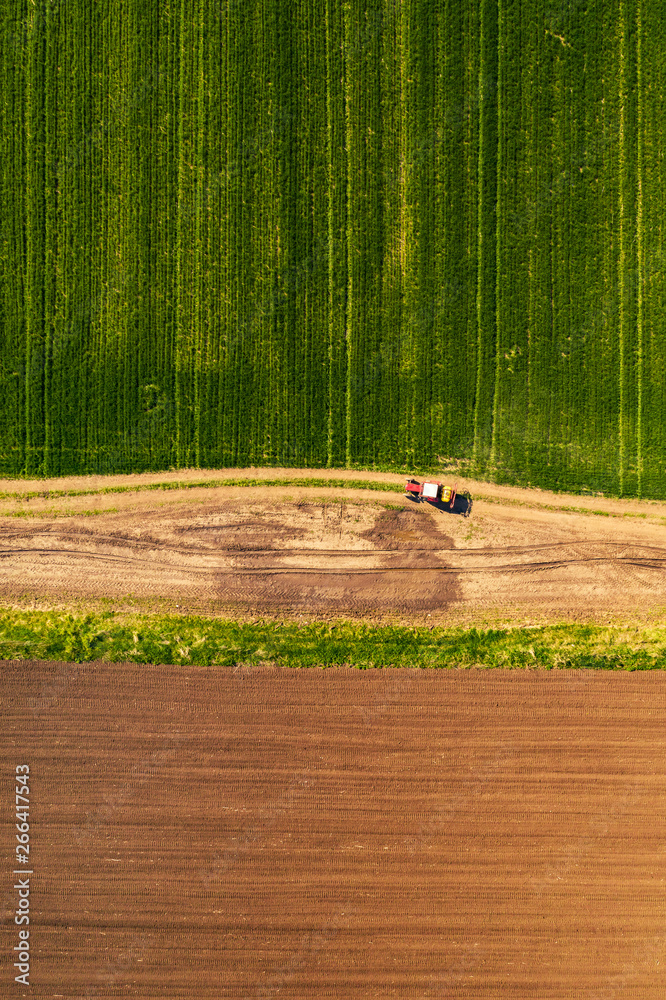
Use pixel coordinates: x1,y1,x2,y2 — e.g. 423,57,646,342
405,478,457,509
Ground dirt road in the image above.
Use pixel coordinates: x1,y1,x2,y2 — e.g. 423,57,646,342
0,468,665,625
2,662,665,998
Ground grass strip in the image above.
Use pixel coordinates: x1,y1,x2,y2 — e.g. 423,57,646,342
1,609,665,669
0,507,120,518
474,494,651,519
0,477,406,503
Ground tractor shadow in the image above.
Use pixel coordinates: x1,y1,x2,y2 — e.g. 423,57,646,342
407,491,473,518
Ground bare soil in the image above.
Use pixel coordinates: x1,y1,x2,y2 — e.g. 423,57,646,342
1,468,665,625
2,662,666,997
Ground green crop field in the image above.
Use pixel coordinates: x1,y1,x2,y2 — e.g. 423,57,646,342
1,1,665,497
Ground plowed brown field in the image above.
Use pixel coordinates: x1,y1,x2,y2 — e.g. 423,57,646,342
1,467,666,625
2,662,666,998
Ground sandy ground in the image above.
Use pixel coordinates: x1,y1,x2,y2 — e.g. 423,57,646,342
0,467,665,625
1,662,665,998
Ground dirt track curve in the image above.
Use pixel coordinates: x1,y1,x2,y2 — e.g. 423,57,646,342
2,662,666,998
1,467,665,624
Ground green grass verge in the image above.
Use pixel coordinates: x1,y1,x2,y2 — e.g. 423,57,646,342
0,477,404,503
473,494,655,520
1,609,666,669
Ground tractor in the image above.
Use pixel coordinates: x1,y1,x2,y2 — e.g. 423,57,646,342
405,478,457,509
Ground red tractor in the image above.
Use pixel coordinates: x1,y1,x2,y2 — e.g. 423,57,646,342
405,478,457,509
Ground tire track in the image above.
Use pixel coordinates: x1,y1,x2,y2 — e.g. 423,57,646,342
2,531,666,561
2,545,665,575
